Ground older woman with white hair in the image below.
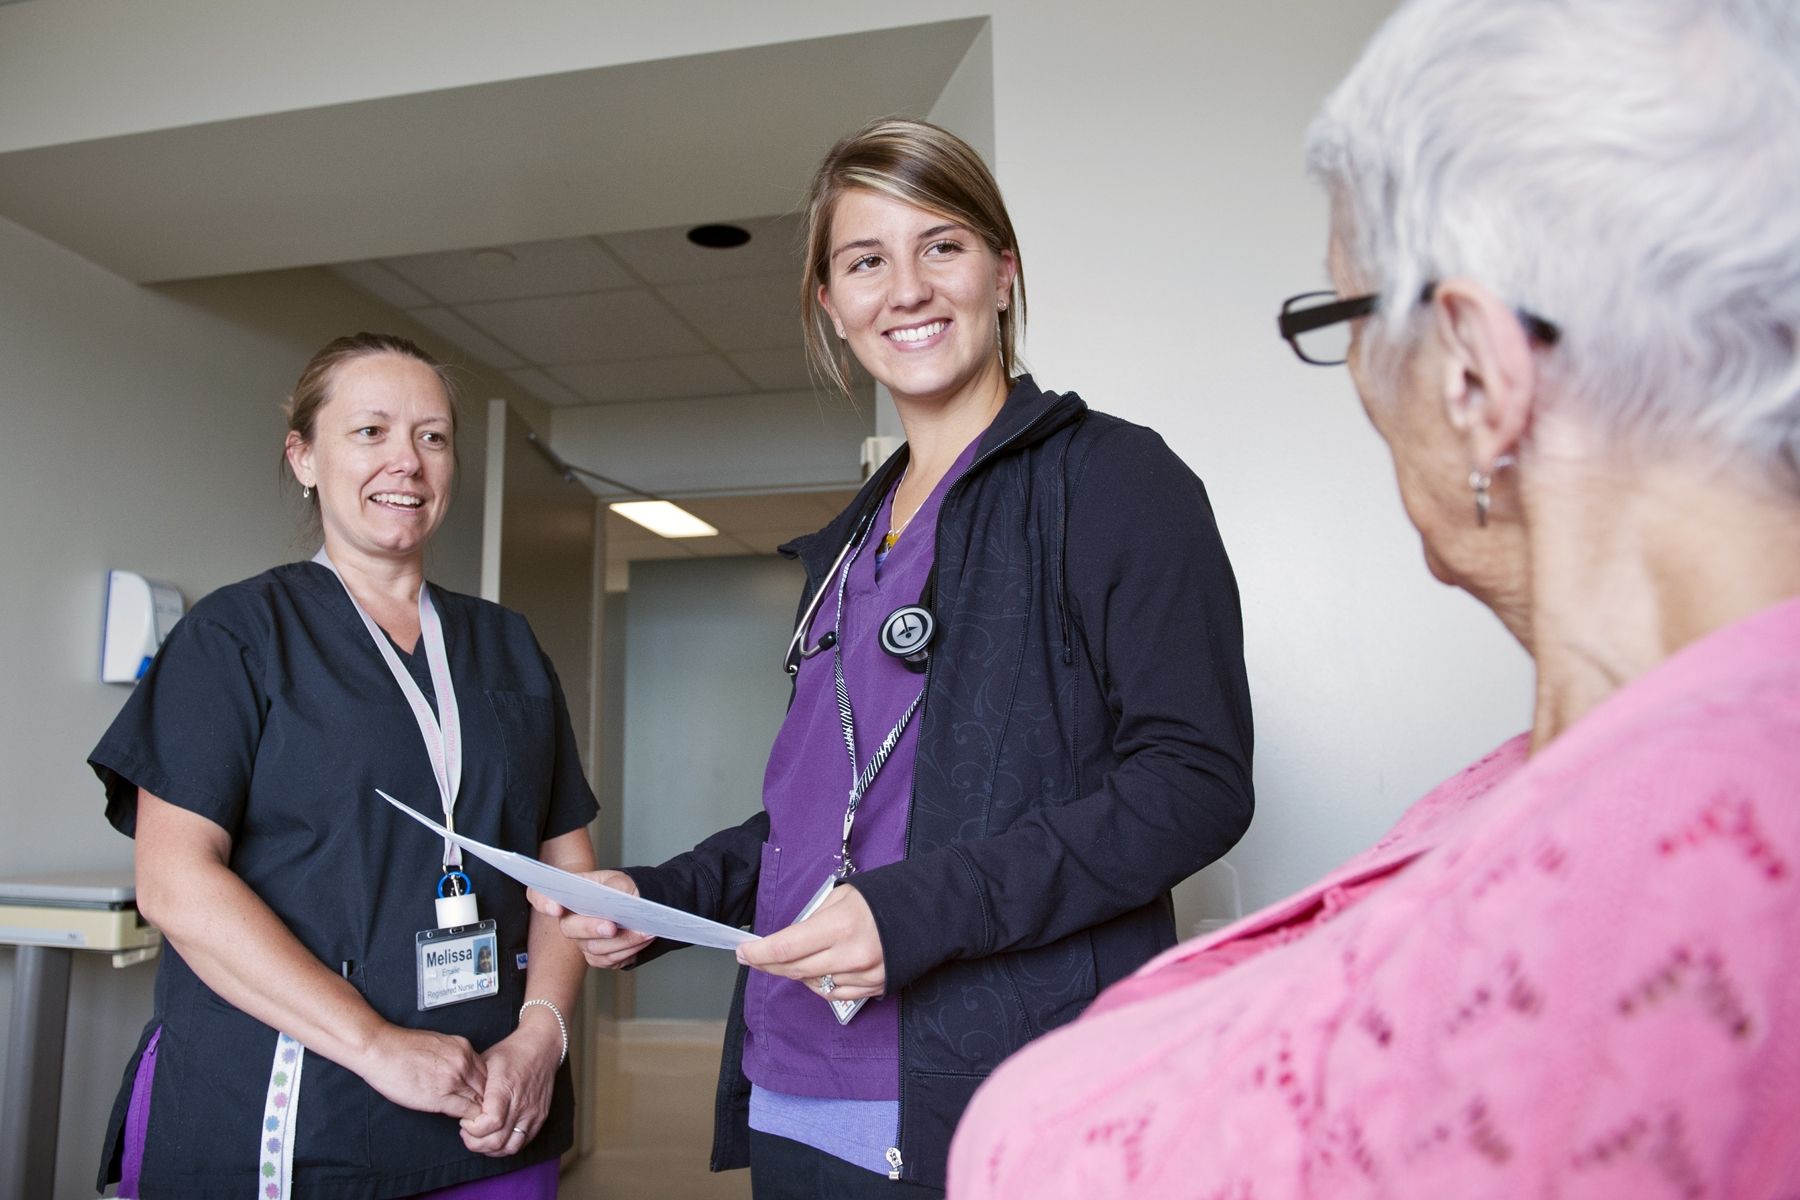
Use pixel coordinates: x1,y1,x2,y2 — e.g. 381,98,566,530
949,0,1800,1194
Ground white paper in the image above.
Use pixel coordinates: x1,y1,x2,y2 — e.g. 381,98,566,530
377,790,753,950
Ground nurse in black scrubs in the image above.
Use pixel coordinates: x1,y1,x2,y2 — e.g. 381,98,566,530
89,333,598,1199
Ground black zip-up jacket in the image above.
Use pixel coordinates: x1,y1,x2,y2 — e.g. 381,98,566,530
626,376,1254,1187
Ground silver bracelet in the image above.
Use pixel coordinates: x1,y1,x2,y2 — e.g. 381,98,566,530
519,998,568,1066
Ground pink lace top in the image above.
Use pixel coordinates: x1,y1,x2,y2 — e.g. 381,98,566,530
950,596,1800,1199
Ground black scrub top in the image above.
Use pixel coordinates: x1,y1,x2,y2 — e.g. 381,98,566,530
89,561,598,1200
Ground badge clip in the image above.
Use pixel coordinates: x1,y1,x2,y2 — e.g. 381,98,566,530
435,870,479,929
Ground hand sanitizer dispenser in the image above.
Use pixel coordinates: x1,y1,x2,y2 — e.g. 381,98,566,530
101,571,184,684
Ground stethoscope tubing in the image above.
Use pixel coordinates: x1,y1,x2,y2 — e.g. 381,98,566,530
783,453,938,676
784,526,862,673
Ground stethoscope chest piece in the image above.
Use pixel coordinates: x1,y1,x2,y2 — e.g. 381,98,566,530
879,605,935,668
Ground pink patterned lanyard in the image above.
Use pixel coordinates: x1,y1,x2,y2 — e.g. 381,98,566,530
313,549,464,870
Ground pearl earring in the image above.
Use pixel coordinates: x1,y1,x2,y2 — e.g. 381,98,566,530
302,485,312,501
1469,470,1490,527
1471,454,1517,528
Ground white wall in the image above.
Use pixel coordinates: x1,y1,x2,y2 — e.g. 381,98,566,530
976,3,1534,911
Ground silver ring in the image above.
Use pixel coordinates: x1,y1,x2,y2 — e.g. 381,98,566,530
818,974,837,995
513,1124,527,1135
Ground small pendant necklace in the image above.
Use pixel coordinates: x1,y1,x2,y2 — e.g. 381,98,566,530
881,468,920,554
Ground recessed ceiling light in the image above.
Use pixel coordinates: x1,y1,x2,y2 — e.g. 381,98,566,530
686,223,752,249
473,247,516,265
610,500,719,539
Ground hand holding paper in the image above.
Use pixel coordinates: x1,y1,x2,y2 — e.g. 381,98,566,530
377,790,752,951
736,881,887,1003
527,869,658,970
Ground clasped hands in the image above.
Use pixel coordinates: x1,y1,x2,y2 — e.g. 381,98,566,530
356,1006,563,1158
526,870,888,1000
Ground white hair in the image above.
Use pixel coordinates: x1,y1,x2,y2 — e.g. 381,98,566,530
1308,0,1800,485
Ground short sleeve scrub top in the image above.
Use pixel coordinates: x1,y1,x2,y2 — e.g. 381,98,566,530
88,561,598,1199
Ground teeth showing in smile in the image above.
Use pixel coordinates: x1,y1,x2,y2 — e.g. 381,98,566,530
887,321,946,344
370,492,424,508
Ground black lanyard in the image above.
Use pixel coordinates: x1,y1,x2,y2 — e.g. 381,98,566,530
827,521,925,877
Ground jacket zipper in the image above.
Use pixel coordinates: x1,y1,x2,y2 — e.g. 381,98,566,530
886,400,1062,1183
891,649,930,1182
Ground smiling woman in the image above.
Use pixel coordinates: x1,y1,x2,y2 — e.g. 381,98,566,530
531,118,1256,1197
285,344,457,586
283,332,458,544
88,332,600,1198
816,188,1015,423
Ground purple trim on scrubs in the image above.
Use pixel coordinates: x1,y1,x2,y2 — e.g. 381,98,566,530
411,1158,559,1199
742,434,981,1104
119,1023,554,1200
118,1025,161,1197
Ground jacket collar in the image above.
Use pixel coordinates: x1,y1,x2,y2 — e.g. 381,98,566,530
781,375,1087,580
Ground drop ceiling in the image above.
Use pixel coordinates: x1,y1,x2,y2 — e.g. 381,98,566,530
330,214,811,410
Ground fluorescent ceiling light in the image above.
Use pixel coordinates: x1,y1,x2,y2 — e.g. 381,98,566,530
610,500,718,539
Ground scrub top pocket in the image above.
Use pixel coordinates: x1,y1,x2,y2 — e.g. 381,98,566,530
746,842,784,1034
486,689,556,836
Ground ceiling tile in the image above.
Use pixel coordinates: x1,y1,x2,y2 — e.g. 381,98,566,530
407,305,525,369
726,347,815,392
380,237,635,304
330,260,434,309
454,290,705,365
503,367,587,408
549,354,752,403
659,275,799,353
603,214,803,285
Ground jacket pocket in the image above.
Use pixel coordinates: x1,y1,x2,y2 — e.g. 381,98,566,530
1000,932,1099,1039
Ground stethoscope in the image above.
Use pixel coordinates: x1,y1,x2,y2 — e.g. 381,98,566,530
784,463,937,677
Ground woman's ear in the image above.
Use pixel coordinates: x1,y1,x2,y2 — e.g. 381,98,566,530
284,430,313,488
995,248,1019,305
817,283,845,339
1430,278,1538,470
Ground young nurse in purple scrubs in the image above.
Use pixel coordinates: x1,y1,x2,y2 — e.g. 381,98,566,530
534,119,1255,1196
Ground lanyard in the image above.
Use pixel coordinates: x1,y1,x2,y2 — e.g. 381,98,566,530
313,549,464,870
827,528,925,878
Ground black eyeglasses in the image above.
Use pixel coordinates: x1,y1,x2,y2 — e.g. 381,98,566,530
1277,284,1561,366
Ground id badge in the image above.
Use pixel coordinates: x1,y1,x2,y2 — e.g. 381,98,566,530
415,918,499,1011
797,875,867,1025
